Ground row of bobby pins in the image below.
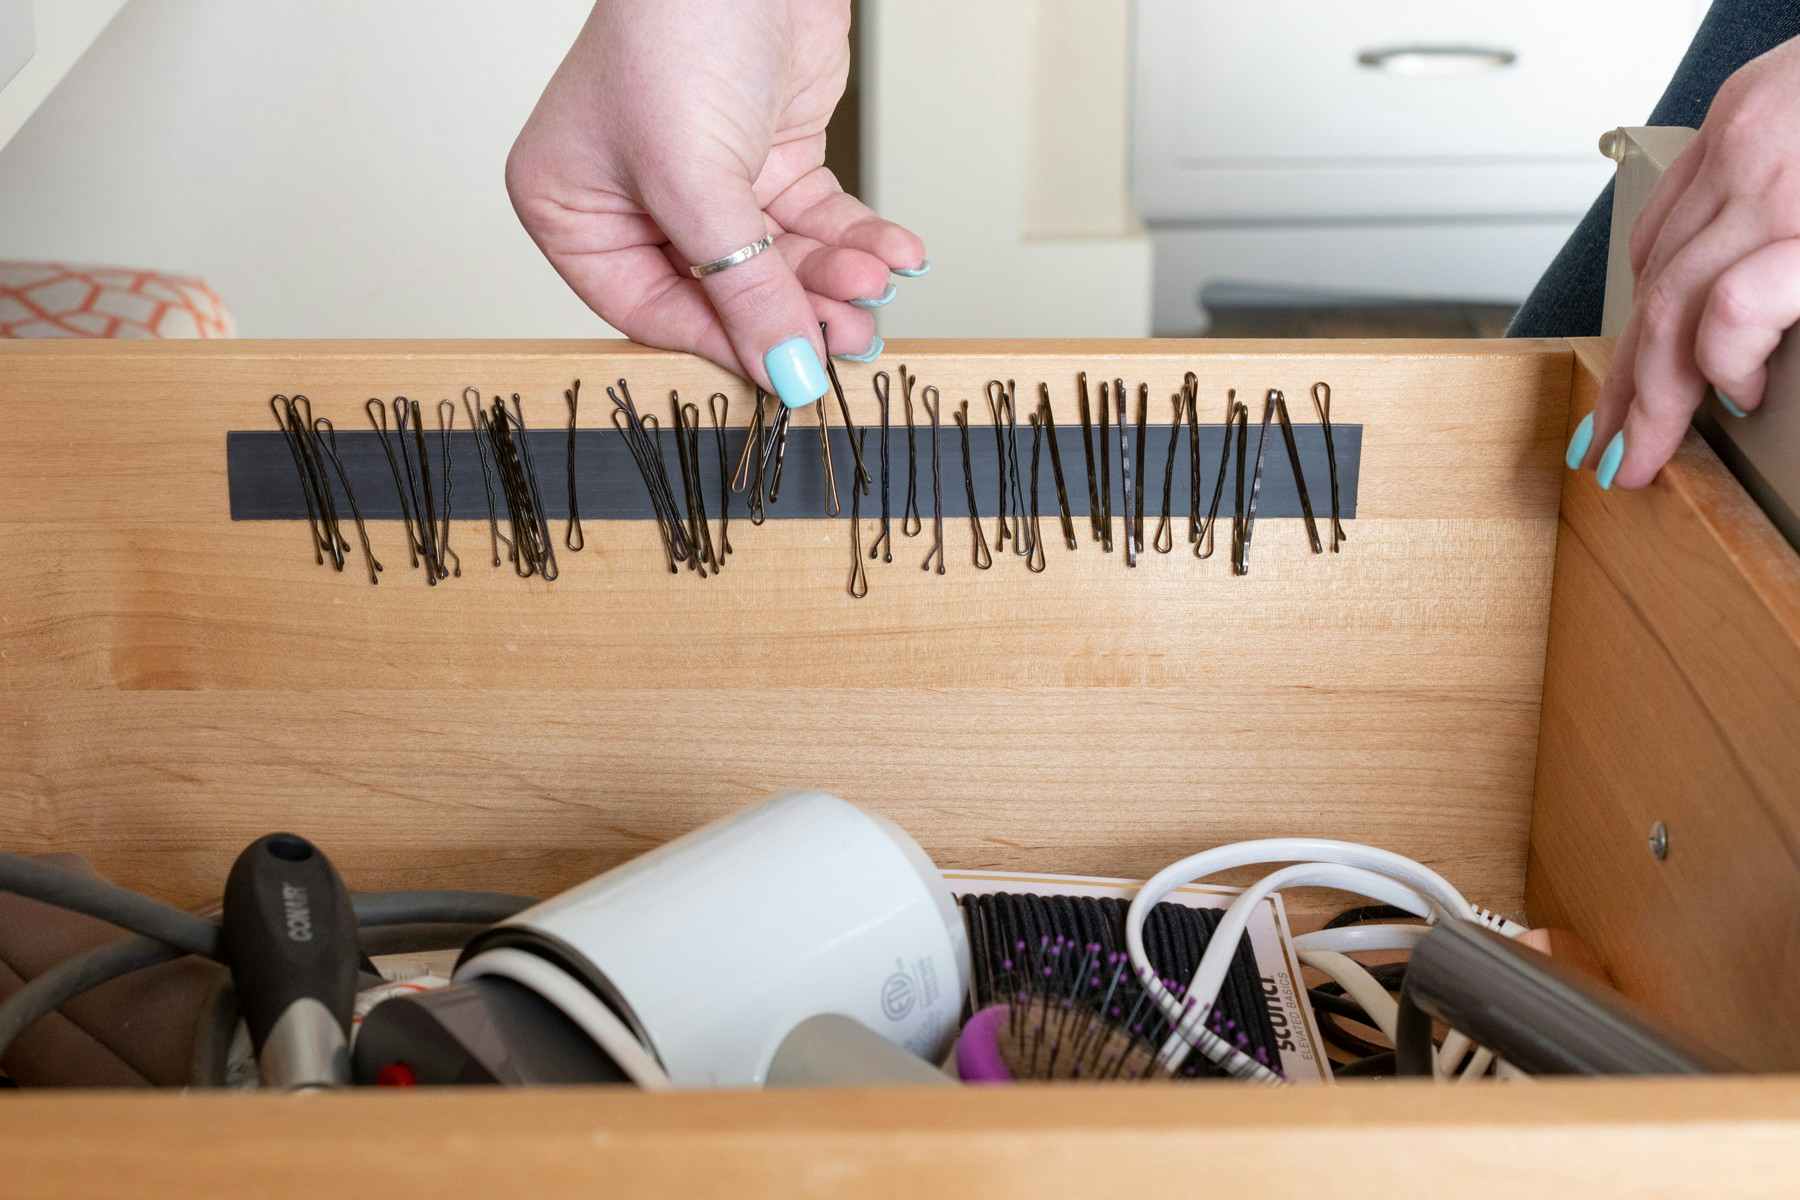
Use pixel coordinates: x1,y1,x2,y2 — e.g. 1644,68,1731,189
268,368,1348,598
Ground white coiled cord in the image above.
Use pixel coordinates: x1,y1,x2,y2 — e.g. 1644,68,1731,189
1125,838,1527,1082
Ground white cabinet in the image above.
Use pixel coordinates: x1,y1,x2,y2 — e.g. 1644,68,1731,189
1134,0,1709,329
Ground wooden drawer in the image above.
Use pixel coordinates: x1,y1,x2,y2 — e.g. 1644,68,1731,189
1133,0,1702,221
0,336,1794,1196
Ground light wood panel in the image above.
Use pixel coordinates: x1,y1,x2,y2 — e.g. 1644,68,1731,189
0,339,1568,916
4,1078,1799,1199
1528,338,1800,1070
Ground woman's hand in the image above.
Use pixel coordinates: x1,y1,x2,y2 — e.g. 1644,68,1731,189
506,0,925,408
1574,35,1800,489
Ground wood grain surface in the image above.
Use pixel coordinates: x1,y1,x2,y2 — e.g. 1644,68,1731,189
4,1077,1798,1199
1528,338,1800,1069
0,338,1569,917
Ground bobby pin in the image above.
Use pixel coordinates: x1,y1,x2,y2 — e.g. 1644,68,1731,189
464,389,508,568
686,401,717,572
1184,374,1201,545
488,400,538,577
642,412,695,573
1098,381,1113,553
311,416,383,585
819,323,870,495
816,389,841,518
274,396,328,566
669,396,703,572
610,405,677,574
435,400,462,579
709,392,733,565
1154,391,1183,554
729,388,769,519
1076,371,1102,544
1195,391,1238,561
399,399,442,584
900,366,922,536
490,395,557,579
745,391,769,525
564,380,585,553
847,429,870,599
764,403,792,505
984,381,1012,554
487,399,532,576
1025,412,1047,573
290,395,349,569
731,389,764,492
1037,384,1078,551
953,400,992,569
869,372,893,562
608,379,692,566
675,397,718,575
1131,382,1148,553
370,397,427,569
1270,389,1322,554
920,386,945,575
1114,380,1136,569
508,393,558,582
1311,381,1348,553
1005,382,1029,558
1233,394,1275,577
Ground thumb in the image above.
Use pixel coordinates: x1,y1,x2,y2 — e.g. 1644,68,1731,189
646,172,829,411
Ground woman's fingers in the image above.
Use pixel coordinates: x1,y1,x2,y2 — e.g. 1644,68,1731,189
1694,236,1800,416
1629,135,1707,277
1615,209,1765,488
767,162,928,272
642,170,832,409
1578,306,1644,487
776,232,896,306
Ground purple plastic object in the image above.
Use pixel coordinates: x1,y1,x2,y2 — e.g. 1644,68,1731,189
955,1005,1015,1083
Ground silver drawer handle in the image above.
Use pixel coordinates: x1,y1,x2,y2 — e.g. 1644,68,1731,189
1357,45,1518,76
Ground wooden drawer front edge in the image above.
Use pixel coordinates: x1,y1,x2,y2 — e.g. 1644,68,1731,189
1529,339,1800,1070
4,1079,1798,1198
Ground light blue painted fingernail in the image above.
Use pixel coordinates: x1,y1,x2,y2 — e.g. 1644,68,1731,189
1565,412,1594,470
1715,388,1748,418
837,333,884,364
764,336,828,409
892,258,931,278
1596,430,1626,491
851,282,899,309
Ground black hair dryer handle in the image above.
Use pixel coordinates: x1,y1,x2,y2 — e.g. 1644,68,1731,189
222,832,358,1089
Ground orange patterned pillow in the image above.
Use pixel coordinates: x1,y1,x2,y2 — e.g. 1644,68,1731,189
0,262,234,338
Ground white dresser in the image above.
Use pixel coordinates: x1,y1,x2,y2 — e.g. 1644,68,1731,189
1134,0,1710,331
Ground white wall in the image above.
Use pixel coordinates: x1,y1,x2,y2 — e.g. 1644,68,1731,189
0,0,607,338
863,0,1152,338
0,1,131,153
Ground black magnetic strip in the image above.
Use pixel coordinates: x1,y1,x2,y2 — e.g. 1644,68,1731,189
228,424,1362,524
